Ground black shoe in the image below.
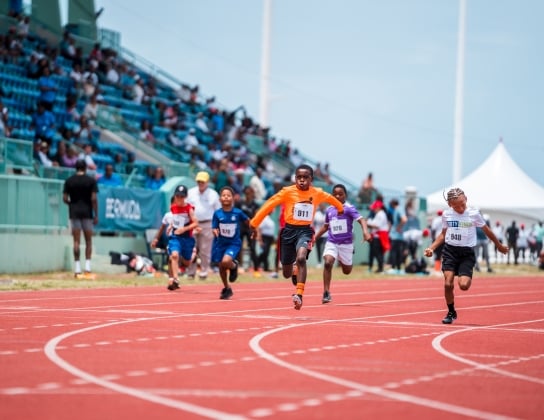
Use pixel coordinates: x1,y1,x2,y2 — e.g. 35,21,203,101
322,291,332,304
167,279,180,291
291,264,298,286
292,294,303,310
220,287,233,300
487,267,493,273
229,260,238,282
442,310,457,324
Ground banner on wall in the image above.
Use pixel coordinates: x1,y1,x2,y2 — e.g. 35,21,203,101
97,187,164,231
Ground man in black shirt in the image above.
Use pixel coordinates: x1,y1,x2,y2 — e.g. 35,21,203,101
63,159,98,278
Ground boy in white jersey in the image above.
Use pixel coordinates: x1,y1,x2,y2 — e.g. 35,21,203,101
424,188,508,324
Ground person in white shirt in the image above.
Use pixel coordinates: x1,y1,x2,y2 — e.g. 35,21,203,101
425,188,508,325
185,171,221,280
249,167,267,204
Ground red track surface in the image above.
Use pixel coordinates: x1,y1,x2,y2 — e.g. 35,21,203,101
1,275,543,419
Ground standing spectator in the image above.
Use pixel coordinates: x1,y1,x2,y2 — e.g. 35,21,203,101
186,171,221,280
516,224,529,264
505,221,519,265
249,164,344,310
249,167,268,204
314,184,371,303
424,188,508,325
535,221,544,261
63,159,98,279
402,198,422,262
430,210,445,271
236,185,260,276
211,158,233,193
312,203,327,268
211,186,250,299
474,216,493,273
367,199,390,273
491,220,505,263
388,199,407,273
256,215,276,274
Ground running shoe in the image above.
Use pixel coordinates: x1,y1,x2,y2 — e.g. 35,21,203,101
292,293,303,310
291,264,298,286
220,287,233,300
167,279,180,291
322,291,332,304
442,310,457,324
229,260,239,282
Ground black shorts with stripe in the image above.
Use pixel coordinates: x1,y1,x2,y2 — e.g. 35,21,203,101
279,224,314,266
441,243,476,278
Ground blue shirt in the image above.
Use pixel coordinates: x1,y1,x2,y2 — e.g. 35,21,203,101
97,173,123,187
212,207,249,246
38,75,57,104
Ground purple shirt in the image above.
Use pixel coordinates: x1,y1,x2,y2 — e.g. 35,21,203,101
325,202,362,245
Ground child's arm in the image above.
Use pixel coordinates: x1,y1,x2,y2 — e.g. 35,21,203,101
314,222,329,242
424,228,446,257
357,218,372,242
482,224,509,254
151,223,167,248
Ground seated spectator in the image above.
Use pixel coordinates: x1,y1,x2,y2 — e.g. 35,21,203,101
83,93,100,123
74,115,94,145
59,31,76,61
65,95,81,124
358,172,378,205
139,120,156,145
61,145,78,168
132,77,145,104
145,166,166,190
69,62,84,95
98,164,123,187
38,66,58,111
32,103,56,145
34,141,58,167
0,99,11,138
78,143,97,171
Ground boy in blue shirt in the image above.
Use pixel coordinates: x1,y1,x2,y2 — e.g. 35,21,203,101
212,186,250,299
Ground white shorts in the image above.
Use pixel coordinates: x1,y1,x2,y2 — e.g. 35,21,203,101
323,241,354,266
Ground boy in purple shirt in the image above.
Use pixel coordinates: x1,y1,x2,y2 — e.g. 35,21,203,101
314,184,372,303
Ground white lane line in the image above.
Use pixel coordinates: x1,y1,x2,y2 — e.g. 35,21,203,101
44,320,248,420
432,318,544,385
249,322,517,420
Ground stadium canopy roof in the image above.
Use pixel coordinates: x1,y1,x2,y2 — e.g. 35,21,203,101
426,140,544,225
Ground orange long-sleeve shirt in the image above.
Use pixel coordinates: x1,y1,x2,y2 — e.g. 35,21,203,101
250,185,343,228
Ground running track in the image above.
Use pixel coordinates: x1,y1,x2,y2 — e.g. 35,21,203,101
1,275,543,419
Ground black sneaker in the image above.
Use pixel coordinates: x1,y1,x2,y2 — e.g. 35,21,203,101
220,287,233,300
442,310,457,324
322,291,332,304
229,260,239,282
292,293,303,310
167,279,180,291
291,264,298,286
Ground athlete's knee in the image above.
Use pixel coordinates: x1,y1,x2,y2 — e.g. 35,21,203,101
295,255,307,267
323,259,334,271
444,283,454,293
342,265,352,275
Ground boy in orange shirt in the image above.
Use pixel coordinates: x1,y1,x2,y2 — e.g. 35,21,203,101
250,164,343,310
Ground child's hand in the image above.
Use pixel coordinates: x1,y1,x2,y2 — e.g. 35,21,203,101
424,248,433,257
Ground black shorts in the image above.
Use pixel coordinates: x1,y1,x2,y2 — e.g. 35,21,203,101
279,224,314,266
441,244,476,277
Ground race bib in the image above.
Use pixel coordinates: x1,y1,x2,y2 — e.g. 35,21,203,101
329,218,348,235
219,222,236,238
293,202,313,222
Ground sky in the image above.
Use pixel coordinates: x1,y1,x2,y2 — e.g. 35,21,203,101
71,0,543,196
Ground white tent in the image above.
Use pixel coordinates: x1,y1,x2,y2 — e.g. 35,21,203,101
426,141,544,225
